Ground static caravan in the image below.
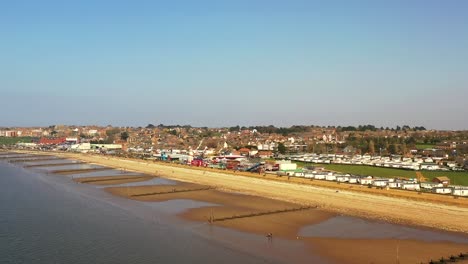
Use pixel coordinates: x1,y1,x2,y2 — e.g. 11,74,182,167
432,187,453,194
294,172,305,177
349,177,359,184
325,174,337,181
388,181,403,188
420,182,443,190
360,177,374,185
373,179,389,187
314,174,326,180
453,187,468,197
336,175,350,183
401,183,421,191
420,163,440,170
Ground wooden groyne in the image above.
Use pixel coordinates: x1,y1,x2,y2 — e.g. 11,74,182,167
51,167,111,175
130,186,215,197
77,176,150,184
9,157,64,163
24,162,83,168
0,155,36,160
210,206,316,223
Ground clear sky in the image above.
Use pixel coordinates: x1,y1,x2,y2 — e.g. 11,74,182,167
1,0,467,130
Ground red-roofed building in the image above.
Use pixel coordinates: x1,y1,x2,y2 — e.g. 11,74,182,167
238,148,250,156
39,137,67,145
256,150,273,158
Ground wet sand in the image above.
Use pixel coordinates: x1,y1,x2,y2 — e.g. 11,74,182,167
105,182,468,263
305,237,468,264
107,184,334,236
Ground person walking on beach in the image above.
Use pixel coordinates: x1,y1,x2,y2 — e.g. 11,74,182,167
266,233,273,242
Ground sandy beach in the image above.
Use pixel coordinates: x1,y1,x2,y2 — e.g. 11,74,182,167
12,151,468,263
103,178,468,263
46,152,468,233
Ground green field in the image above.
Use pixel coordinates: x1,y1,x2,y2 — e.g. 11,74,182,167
0,137,33,145
296,162,468,186
415,144,436,150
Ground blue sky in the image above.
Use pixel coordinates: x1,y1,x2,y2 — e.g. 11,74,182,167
1,0,467,129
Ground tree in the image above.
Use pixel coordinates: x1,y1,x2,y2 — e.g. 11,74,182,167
106,128,120,137
388,144,397,154
368,140,375,154
146,124,155,129
120,132,129,141
400,143,408,156
277,142,287,154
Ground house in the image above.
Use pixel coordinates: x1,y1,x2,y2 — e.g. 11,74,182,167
39,137,67,145
432,176,450,186
238,148,251,156
256,150,273,159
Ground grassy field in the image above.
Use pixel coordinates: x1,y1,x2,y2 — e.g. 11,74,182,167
415,144,436,149
296,162,468,186
0,137,33,145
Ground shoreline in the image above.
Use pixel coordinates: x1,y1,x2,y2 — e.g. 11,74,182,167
13,150,468,234
5,150,468,263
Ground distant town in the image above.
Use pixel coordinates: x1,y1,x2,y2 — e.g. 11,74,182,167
1,124,468,196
